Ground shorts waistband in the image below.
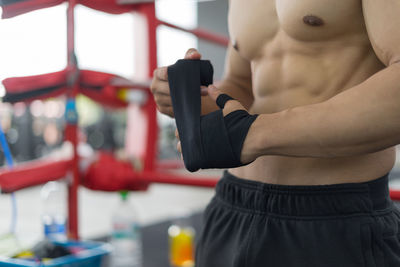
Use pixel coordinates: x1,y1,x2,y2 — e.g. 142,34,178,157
215,171,392,217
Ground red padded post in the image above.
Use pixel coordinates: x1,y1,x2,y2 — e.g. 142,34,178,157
65,0,79,240
136,3,159,173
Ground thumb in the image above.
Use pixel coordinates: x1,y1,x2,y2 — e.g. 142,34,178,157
208,85,246,115
184,48,202,60
207,84,222,102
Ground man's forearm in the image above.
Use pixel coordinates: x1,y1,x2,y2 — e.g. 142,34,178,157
250,63,400,158
201,78,253,115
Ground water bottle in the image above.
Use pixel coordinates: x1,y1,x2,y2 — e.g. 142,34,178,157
111,191,142,267
40,181,67,241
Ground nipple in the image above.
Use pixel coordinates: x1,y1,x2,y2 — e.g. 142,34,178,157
232,40,239,51
303,15,324,26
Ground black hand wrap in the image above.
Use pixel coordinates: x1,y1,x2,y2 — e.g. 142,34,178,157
216,93,234,109
168,59,258,172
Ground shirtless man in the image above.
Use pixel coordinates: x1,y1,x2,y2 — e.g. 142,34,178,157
151,0,400,266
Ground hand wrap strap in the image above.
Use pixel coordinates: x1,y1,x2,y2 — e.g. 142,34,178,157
216,93,234,109
168,59,258,172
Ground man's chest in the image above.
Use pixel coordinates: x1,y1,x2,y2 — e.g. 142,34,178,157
228,0,367,60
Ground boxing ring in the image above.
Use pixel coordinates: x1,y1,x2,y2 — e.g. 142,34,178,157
0,0,399,241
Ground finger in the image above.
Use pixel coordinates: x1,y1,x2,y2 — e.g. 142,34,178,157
200,86,208,96
175,136,183,160
207,84,223,102
153,67,168,81
222,99,246,116
208,85,245,115
150,80,170,95
156,105,174,117
154,93,172,106
184,48,202,60
177,141,182,153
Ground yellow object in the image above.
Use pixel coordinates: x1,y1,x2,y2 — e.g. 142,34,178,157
117,88,129,101
14,251,34,258
42,258,53,263
168,225,195,267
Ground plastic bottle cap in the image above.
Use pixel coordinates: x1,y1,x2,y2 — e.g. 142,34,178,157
120,191,129,201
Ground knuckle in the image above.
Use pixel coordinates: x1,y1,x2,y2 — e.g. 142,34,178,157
167,108,174,117
150,83,156,93
150,78,161,93
161,108,169,115
164,84,171,95
158,106,169,116
160,68,167,80
156,103,164,111
154,94,165,105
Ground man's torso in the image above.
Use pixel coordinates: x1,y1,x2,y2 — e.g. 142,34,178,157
228,0,396,184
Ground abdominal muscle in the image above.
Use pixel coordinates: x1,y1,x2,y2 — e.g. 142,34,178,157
229,35,396,185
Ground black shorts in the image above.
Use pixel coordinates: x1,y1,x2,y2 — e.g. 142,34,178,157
196,171,400,267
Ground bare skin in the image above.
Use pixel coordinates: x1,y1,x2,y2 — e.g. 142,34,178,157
151,0,400,185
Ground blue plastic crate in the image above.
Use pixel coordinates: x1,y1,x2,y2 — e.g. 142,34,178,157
0,240,111,267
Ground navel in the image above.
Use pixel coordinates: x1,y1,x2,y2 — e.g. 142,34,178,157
303,15,324,26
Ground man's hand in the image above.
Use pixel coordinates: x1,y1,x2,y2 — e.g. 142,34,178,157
150,48,202,117
176,84,259,165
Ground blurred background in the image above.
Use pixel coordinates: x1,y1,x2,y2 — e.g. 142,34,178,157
1,1,400,267
0,0,228,245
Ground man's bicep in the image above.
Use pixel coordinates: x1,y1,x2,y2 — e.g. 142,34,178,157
363,0,400,66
